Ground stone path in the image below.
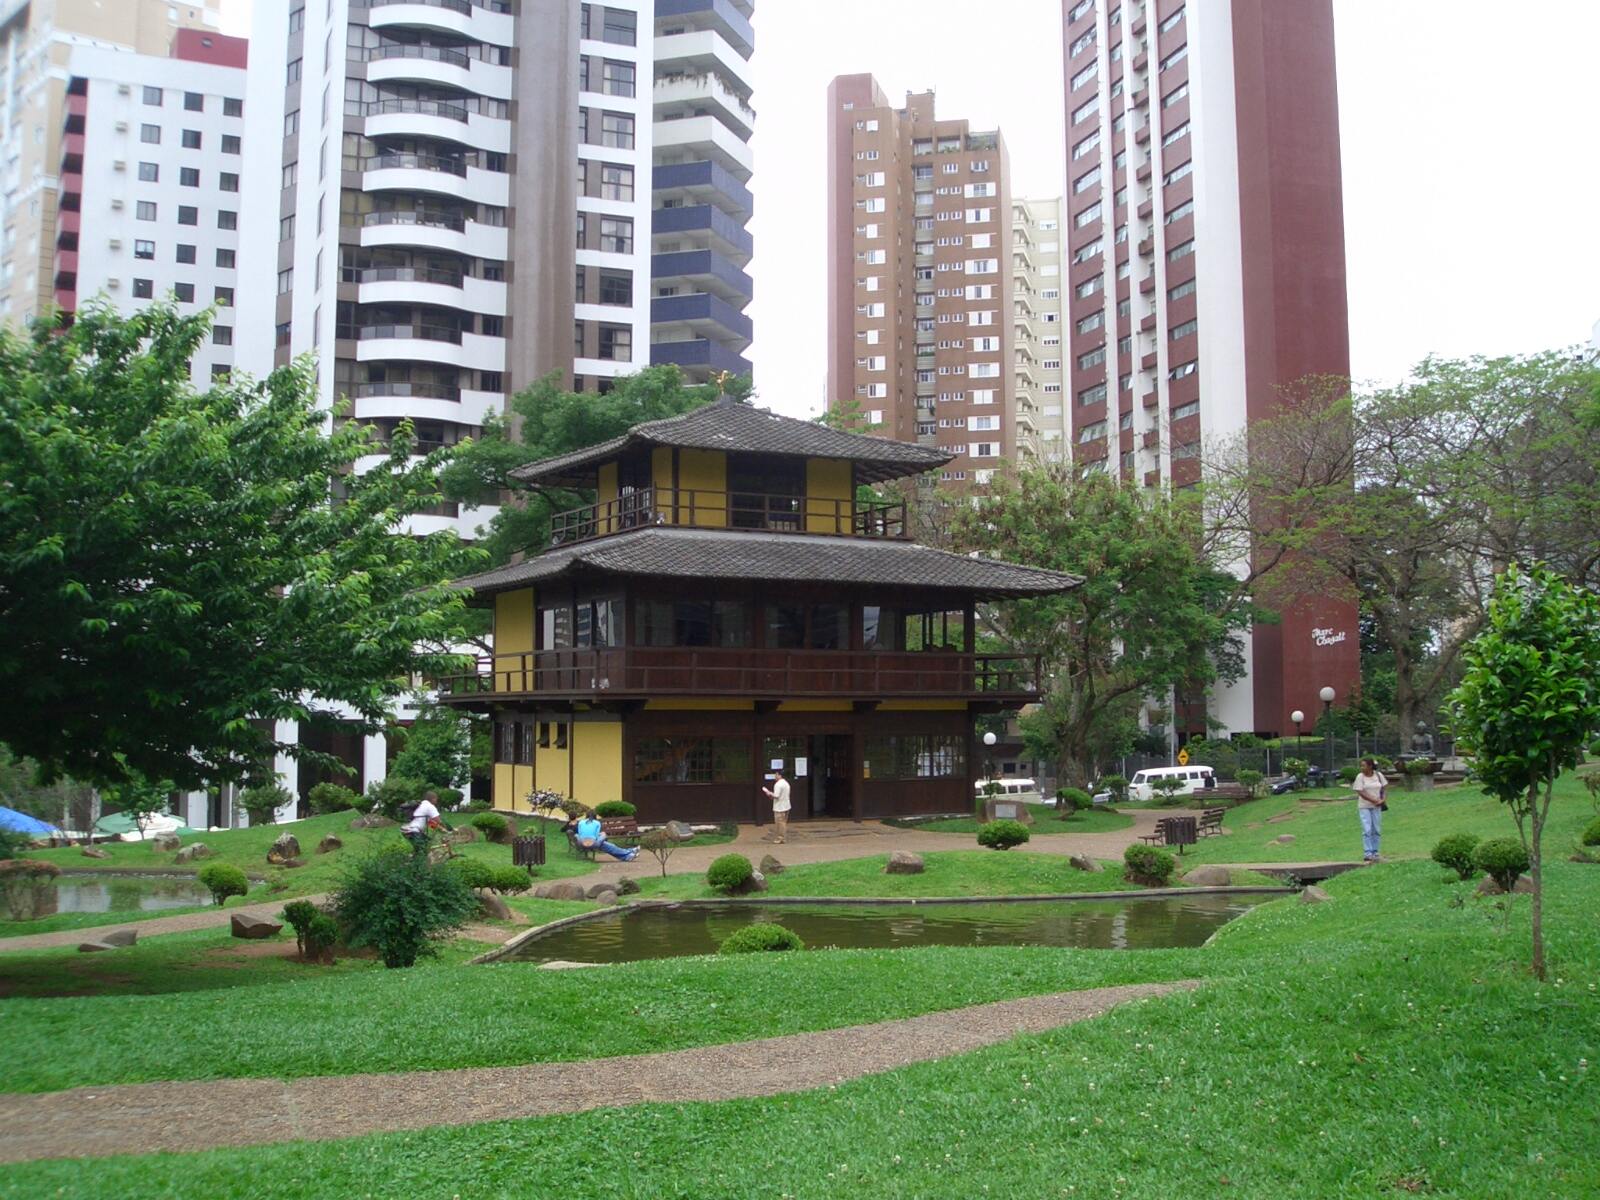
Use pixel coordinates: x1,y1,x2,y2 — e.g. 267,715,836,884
0,980,1197,1163
0,895,330,955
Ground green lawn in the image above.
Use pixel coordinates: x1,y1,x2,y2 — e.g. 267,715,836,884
5,860,1598,1197
1179,774,1598,865
896,802,1132,834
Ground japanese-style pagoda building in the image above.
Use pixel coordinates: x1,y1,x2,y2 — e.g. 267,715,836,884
439,398,1079,824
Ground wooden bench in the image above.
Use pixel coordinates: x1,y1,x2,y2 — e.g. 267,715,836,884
566,817,641,860
1198,808,1226,837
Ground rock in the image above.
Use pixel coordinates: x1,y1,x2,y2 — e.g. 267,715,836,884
152,833,182,852
231,913,283,939
539,960,603,970
446,827,477,845
586,882,617,899
316,835,343,854
1300,885,1332,904
266,833,300,865
614,876,640,895
100,928,139,947
1271,834,1296,845
740,870,769,894
592,889,619,906
884,850,925,875
280,857,306,869
78,940,117,953
174,842,211,864
1476,875,1534,897
1182,865,1233,888
542,880,589,901
477,892,513,921
664,820,696,843
349,812,394,830
80,846,110,859
759,854,785,875
1068,853,1101,873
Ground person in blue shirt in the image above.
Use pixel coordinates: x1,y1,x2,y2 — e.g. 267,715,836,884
573,811,638,861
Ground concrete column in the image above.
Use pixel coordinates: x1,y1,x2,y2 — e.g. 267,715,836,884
362,732,388,793
183,790,208,829
273,719,300,823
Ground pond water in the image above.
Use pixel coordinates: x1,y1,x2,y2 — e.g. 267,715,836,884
507,894,1263,964
5,874,215,920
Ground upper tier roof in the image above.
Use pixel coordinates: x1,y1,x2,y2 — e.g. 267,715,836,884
510,399,954,487
453,526,1081,601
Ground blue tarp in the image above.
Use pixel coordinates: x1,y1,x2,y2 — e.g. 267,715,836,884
0,805,60,835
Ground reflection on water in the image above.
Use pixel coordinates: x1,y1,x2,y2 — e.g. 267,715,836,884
509,895,1261,964
7,875,216,919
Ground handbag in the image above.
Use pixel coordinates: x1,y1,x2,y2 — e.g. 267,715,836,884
1378,786,1388,812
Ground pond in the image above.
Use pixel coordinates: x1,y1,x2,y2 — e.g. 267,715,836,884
506,894,1265,964
3,873,215,920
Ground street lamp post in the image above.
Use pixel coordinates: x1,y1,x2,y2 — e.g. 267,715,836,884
1290,709,1305,783
1319,686,1336,782
982,730,997,788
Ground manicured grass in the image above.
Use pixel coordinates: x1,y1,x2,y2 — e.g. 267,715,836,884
6,861,1598,1197
1180,774,1598,865
899,802,1133,834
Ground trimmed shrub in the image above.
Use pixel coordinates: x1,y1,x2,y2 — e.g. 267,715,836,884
1582,816,1600,848
1283,758,1311,788
1472,837,1530,894
239,784,291,827
1431,833,1482,881
1098,774,1128,803
720,922,804,955
594,800,636,818
1338,766,1360,784
485,866,532,895
281,899,320,954
307,782,360,815
1236,769,1264,798
443,857,494,891
436,787,464,810
1124,843,1176,886
1056,787,1091,813
1403,758,1433,776
197,862,249,907
364,775,427,822
1149,776,1187,806
976,819,1031,850
707,853,754,893
470,813,511,842
333,850,478,968
303,913,340,964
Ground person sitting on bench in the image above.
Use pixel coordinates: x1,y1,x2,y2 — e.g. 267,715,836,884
574,811,637,861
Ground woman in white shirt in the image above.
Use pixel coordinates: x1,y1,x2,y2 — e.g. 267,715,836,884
1350,758,1387,863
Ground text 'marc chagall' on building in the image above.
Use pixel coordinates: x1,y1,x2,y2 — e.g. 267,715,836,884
439,398,1079,824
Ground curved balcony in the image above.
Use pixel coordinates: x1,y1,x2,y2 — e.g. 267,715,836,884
653,113,752,180
350,387,470,426
366,47,513,99
367,0,515,46
360,154,509,206
355,269,506,316
358,210,509,260
359,100,511,153
355,328,506,372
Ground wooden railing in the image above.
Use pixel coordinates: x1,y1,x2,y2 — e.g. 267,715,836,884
440,648,1041,701
549,486,908,545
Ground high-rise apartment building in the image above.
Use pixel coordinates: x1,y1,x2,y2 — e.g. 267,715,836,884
0,0,222,326
827,77,1012,486
1011,195,1066,462
1059,0,1358,738
52,33,248,388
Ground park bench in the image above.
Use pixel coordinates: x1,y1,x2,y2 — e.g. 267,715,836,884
1205,784,1253,804
1138,816,1199,851
1198,808,1226,837
566,817,641,860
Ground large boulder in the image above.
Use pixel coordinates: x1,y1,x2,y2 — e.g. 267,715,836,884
1182,865,1232,888
446,827,477,846
740,870,769,894
1299,885,1332,905
1068,853,1101,873
316,835,343,854
174,842,211,864
538,880,590,901
664,820,696,843
231,912,283,939
614,876,641,896
884,850,925,875
1476,874,1534,897
591,889,620,906
266,833,301,865
478,892,514,921
80,846,111,859
759,854,786,875
586,881,619,899
152,833,182,853
100,927,139,947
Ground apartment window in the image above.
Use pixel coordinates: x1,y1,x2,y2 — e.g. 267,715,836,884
1163,83,1189,109
599,216,632,253
176,243,196,264
1069,0,1093,19
1162,122,1190,149
1163,161,1193,186
176,207,195,227
215,287,234,307
1172,400,1201,421
1069,27,1096,56
602,7,636,44
1071,239,1102,265
140,123,161,144
137,162,159,182
1072,130,1101,161
218,210,237,230
1118,335,1133,355
288,4,304,32
221,134,241,155
1076,312,1104,335
216,248,235,269
1160,6,1186,33
173,282,195,303
600,111,634,149
279,214,296,243
220,172,239,193
184,91,204,112
282,162,298,189
597,323,632,360
1073,201,1102,229
970,415,1000,432
224,97,243,118
212,325,233,347
601,59,635,97
1070,61,1098,91
134,239,155,259
1169,359,1198,381
598,269,632,305
1072,166,1101,195
284,109,300,136
970,443,999,458
576,212,586,248
142,86,162,106
287,58,302,84
1168,279,1197,302
1170,319,1199,341
1078,382,1107,407
1078,347,1106,370
277,269,294,294
600,163,633,200
180,167,200,187
1078,420,1107,444
136,201,158,221
1121,372,1133,393
1165,199,1195,224
1075,276,1102,299
1173,441,1201,460
1168,240,1196,263
181,129,202,149
1160,45,1188,72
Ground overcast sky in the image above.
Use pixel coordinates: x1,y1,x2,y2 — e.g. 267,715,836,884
222,1,1600,419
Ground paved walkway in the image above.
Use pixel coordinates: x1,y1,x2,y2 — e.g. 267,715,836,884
0,980,1196,1163
0,895,330,955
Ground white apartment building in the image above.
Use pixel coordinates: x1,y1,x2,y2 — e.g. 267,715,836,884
54,40,245,387
1011,195,1065,461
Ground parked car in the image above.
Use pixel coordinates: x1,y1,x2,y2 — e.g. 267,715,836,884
1269,764,1330,794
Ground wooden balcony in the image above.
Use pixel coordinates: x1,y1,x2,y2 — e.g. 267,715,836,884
438,648,1042,705
549,486,908,546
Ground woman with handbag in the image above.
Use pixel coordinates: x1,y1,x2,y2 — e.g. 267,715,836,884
1350,758,1388,863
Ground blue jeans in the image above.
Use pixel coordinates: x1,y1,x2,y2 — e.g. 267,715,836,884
1359,806,1382,860
584,838,634,861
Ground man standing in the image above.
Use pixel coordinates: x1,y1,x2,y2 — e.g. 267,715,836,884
762,766,791,844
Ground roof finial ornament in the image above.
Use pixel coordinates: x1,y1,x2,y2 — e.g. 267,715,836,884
713,369,736,404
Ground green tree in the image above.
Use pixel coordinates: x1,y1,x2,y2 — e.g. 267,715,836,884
440,366,751,566
952,466,1251,786
102,769,172,839
1448,566,1600,980
0,304,482,791
387,703,470,791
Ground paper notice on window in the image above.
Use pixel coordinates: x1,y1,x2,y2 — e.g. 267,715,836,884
794,758,808,777
770,758,785,770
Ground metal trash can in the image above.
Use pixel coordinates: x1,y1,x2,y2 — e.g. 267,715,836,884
512,835,546,868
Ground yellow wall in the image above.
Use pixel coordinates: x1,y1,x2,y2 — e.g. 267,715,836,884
536,737,570,804
645,699,754,711
879,700,968,711
597,461,619,533
806,458,853,534
677,448,727,527
493,763,536,813
572,721,623,807
493,589,535,691
777,700,852,712
652,445,674,496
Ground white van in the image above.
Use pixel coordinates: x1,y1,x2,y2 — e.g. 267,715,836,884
1128,765,1216,802
974,777,1043,805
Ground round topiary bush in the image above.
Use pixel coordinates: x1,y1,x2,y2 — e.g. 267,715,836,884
485,866,532,895
1056,787,1091,813
470,813,510,842
594,800,636,818
1581,816,1600,848
1472,837,1530,894
707,853,754,893
443,857,494,891
307,782,360,815
303,913,340,964
720,922,804,955
1430,833,1482,881
281,899,320,954
1123,843,1176,886
976,819,1031,850
197,862,249,907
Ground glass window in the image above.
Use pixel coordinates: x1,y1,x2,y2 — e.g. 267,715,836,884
863,734,967,780
182,129,202,149
132,278,153,299
174,282,194,303
142,86,162,106
177,205,198,225
634,737,750,784
223,97,243,118
184,91,204,112
540,603,572,650
862,606,901,651
599,216,632,253
133,239,155,259
176,243,196,264
600,163,633,201
137,161,158,182
811,603,848,650
601,7,636,44
600,111,634,149
766,604,807,650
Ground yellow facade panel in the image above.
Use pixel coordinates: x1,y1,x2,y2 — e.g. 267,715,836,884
572,721,623,807
776,700,853,712
879,700,969,711
493,589,535,691
805,457,853,534
677,448,727,526
597,461,619,533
